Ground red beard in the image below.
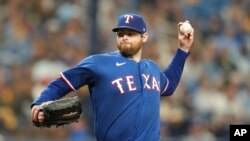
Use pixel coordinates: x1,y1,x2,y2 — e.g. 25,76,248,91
117,42,142,57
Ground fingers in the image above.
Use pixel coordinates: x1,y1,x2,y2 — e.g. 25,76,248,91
38,112,44,122
31,105,44,123
189,31,194,40
177,20,194,52
32,106,39,122
31,102,53,125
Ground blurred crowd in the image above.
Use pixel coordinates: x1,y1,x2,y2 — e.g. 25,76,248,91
0,0,250,141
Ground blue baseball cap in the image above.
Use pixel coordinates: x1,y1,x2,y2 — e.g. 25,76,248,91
112,13,147,33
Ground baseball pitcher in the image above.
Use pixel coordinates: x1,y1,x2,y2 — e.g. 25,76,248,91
31,13,194,141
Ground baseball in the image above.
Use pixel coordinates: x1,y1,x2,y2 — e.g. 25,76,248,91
180,22,193,34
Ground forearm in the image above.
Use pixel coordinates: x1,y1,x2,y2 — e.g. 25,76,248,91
163,48,190,95
31,78,72,108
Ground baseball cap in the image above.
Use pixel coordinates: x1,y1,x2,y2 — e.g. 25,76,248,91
112,13,147,33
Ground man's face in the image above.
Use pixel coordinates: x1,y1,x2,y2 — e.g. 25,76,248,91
116,29,147,57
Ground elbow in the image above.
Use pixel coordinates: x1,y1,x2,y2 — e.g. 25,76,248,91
161,85,175,96
166,89,175,96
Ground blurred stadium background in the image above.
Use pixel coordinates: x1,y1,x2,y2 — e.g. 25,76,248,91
0,0,250,140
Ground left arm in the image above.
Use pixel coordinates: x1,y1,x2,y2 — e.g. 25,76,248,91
161,21,194,95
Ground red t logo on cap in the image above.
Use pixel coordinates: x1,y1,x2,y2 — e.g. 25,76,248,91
124,15,133,23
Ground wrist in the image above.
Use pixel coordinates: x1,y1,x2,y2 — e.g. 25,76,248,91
178,47,190,53
177,48,191,57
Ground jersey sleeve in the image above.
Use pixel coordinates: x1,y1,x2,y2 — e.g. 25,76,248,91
31,56,97,108
60,55,97,91
161,48,190,96
160,72,169,95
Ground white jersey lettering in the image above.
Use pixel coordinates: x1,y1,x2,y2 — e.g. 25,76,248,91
126,76,136,91
142,74,151,89
111,74,160,94
112,78,125,94
152,77,160,92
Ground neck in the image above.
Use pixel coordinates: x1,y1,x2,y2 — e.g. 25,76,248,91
128,48,142,63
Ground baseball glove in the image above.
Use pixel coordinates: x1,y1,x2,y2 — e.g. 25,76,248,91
33,96,82,128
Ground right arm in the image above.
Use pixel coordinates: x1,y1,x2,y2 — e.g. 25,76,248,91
31,77,72,125
31,77,72,108
31,56,97,125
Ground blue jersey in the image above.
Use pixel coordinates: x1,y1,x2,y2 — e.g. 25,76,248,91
32,48,189,141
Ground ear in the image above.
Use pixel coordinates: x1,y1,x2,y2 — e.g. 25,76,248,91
142,33,149,43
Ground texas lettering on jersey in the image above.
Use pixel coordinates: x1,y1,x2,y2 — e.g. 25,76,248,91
111,73,160,94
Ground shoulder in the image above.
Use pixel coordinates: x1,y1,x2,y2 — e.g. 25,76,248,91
89,51,120,60
143,59,161,71
78,51,120,65
144,59,158,67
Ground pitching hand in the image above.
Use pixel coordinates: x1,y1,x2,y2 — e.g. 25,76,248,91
177,21,194,53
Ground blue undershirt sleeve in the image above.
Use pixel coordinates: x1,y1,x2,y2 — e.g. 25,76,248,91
161,48,190,96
